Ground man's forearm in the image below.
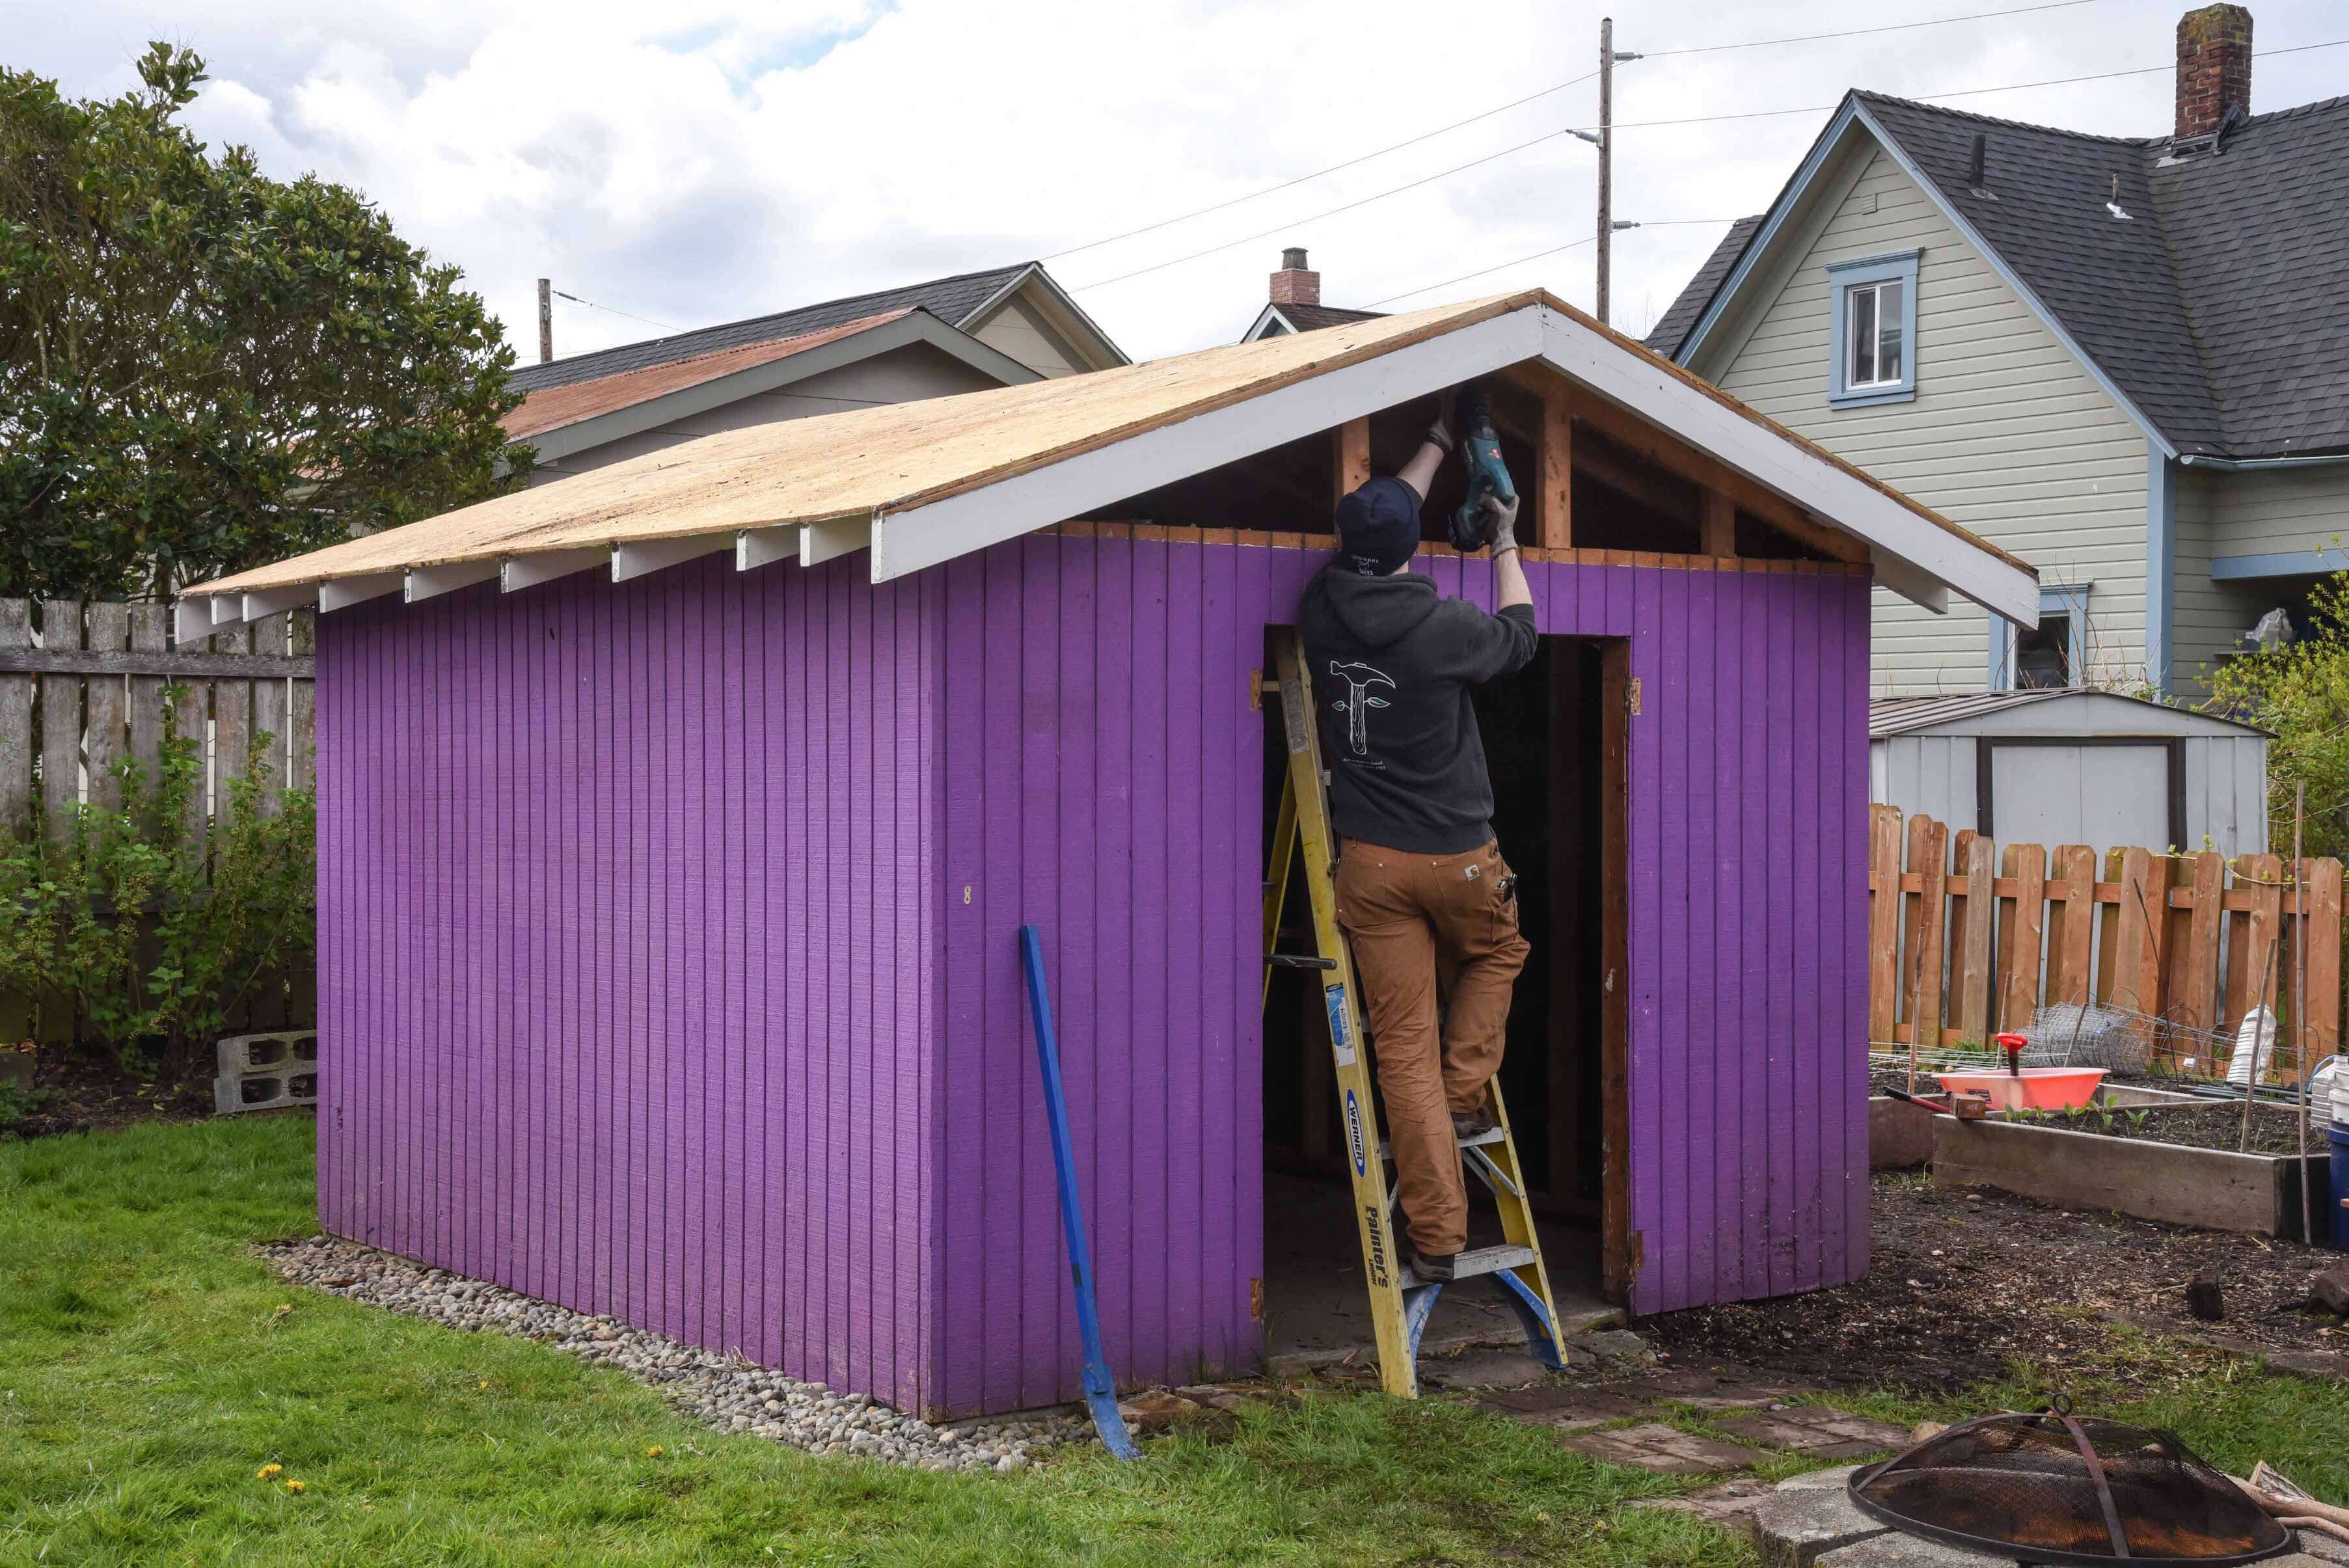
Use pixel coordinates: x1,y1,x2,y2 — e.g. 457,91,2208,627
1495,543,1532,611
1396,438,1445,502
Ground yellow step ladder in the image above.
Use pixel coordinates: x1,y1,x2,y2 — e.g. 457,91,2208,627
1264,627,1566,1398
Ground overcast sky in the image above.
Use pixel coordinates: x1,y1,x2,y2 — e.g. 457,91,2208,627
18,0,2346,366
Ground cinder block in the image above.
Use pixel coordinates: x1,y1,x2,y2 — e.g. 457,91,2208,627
213,1032,319,1115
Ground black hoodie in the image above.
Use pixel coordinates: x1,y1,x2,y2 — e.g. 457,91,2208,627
1297,564,1538,854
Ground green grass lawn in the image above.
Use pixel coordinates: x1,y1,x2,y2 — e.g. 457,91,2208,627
1,1117,2342,1566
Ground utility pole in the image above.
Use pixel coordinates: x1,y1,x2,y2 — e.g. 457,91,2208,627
1597,18,1614,325
537,278,553,364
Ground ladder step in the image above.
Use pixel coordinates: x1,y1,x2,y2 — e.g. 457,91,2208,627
1378,1123,1508,1163
1399,1243,1538,1290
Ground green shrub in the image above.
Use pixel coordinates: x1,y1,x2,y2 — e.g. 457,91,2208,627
0,717,314,1081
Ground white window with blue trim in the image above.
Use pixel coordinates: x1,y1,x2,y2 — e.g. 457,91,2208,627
1994,584,2089,690
1826,250,1918,408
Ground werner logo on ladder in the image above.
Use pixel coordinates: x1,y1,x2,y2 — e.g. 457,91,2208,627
1263,388,1565,1399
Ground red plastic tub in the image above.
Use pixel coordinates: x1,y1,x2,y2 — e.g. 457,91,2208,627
1933,1067,2108,1112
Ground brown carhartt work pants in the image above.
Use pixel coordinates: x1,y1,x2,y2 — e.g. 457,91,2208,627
1334,836,1530,1257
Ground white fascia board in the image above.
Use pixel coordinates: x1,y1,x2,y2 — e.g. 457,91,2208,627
1240,304,1297,343
211,593,247,627
1869,550,1951,615
318,573,403,612
802,518,872,567
612,535,730,583
1538,308,2034,621
242,584,317,623
519,314,1040,470
871,308,1545,582
405,560,500,602
736,526,804,571
501,546,608,593
174,598,217,644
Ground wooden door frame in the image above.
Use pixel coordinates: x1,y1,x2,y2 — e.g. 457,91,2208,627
1597,640,1633,1304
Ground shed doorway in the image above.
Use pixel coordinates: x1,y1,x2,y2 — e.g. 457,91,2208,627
1258,632,1627,1368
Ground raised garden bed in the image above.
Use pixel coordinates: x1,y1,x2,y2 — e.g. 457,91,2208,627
1866,1074,2198,1170
1931,1103,2333,1239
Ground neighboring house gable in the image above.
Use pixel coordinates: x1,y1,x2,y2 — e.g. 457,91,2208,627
1671,113,2150,697
509,263,1128,485
1652,52,2349,699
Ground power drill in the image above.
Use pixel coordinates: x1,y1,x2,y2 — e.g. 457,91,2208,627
1446,386,1517,552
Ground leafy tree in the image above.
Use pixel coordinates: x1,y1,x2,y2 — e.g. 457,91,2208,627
0,44,530,602
2204,569,2349,860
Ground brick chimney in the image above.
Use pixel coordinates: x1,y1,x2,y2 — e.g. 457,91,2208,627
2176,4,2252,140
1270,247,1320,308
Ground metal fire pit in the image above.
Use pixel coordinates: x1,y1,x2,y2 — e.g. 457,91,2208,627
1848,1397,2292,1566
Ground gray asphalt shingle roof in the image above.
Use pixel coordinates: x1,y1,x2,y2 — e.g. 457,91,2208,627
1643,216,1763,360
511,264,1035,394
1650,90,2349,460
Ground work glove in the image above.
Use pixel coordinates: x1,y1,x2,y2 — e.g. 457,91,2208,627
1424,390,1458,454
1482,492,1521,555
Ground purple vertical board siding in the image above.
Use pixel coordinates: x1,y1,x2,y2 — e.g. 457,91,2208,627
316,530,1872,1420
314,559,940,1413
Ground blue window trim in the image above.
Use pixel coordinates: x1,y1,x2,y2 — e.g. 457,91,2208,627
1990,584,2090,690
1826,250,1919,409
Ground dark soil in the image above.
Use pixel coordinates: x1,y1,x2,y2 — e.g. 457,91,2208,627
1638,1172,2349,1396
0,1046,221,1139
2039,1102,2326,1157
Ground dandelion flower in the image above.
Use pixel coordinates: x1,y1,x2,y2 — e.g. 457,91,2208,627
646,1445,664,1459
284,1480,306,1494
256,1463,282,1481
478,1379,489,1390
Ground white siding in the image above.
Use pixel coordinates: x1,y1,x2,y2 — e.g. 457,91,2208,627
528,343,1002,483
970,295,1089,377
1695,143,2151,697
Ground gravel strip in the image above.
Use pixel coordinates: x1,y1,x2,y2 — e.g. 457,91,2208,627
260,1234,1090,1471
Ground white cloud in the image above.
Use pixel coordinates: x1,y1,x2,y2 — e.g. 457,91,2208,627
20,0,2349,363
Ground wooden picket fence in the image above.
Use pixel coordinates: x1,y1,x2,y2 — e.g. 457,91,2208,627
1867,806,2343,1080
0,597,317,1042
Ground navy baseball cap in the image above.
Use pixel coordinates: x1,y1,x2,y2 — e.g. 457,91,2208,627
1335,475,1420,576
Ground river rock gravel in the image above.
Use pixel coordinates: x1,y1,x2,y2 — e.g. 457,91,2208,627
260,1233,1095,1470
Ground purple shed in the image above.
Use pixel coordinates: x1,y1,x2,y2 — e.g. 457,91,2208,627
187,291,2036,1418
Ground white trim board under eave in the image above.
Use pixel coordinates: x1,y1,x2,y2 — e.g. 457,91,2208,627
870,309,1546,581
1540,308,2033,621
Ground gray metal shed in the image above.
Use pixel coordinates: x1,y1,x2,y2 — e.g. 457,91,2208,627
1868,690,2270,858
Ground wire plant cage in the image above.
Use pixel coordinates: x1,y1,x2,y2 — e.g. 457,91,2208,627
1849,1399,2292,1567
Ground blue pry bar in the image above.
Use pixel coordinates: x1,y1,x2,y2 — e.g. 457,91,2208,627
1018,924,1142,1461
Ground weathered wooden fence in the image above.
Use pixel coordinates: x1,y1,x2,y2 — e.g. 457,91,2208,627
1867,806,2343,1079
0,597,317,1042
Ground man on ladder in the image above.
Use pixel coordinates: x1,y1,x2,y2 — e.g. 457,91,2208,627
1299,395,1537,1285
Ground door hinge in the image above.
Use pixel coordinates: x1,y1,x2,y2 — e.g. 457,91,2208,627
1627,676,1642,716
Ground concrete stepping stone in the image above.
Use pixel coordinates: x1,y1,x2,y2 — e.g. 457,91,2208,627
1633,1475,1777,1526
1719,1406,1912,1460
1476,1386,1656,1431
1419,1347,1553,1390
1559,1420,1769,1474
1750,1486,1894,1568
1607,1370,1802,1411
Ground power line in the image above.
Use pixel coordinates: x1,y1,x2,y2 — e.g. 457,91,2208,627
1636,0,2096,59
1069,124,1587,292
1041,70,1599,263
1583,36,2348,134
1041,0,2110,269
550,289,676,332
1367,219,1746,308
1067,35,2349,293
1369,240,1594,308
